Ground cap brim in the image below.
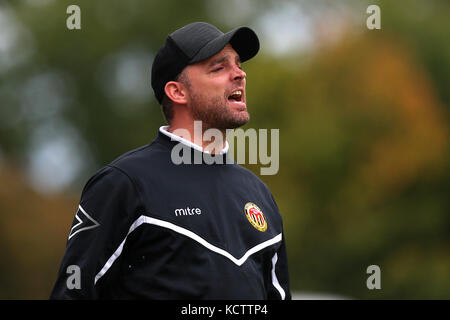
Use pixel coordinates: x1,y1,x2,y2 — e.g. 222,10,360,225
189,26,259,64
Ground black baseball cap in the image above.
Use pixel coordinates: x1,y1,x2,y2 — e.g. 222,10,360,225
151,22,260,104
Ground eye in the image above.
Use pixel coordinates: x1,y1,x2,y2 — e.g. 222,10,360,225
212,67,223,72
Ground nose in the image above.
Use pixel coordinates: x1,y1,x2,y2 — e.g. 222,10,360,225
232,65,246,81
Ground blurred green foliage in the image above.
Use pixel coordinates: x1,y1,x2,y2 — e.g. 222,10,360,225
0,0,449,299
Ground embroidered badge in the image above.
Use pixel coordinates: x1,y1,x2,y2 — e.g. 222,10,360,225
244,202,267,232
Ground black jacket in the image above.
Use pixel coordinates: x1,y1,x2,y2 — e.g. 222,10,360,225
50,130,290,299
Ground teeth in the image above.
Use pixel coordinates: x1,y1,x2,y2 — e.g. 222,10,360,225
231,90,242,96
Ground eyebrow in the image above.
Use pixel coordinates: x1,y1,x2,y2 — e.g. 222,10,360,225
208,54,241,68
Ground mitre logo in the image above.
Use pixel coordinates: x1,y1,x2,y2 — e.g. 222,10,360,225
68,205,100,240
244,202,267,232
174,207,202,217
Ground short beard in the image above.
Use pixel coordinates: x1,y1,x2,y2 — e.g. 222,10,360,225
189,90,250,131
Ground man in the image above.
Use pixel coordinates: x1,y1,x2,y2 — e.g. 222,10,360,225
50,22,290,299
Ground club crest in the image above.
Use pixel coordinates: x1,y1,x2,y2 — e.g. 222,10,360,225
244,202,267,232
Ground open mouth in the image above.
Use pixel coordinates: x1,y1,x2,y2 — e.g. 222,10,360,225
228,90,243,103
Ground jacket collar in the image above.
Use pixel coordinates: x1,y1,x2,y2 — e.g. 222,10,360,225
158,126,229,155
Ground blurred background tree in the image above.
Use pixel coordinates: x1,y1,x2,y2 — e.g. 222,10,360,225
0,0,448,299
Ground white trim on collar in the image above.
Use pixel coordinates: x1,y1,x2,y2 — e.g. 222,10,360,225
159,126,229,155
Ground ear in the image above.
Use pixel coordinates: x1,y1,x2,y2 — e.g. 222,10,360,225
164,80,188,105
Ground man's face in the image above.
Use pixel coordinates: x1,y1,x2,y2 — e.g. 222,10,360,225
183,44,249,130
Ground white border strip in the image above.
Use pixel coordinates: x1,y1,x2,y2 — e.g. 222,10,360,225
271,252,286,300
95,215,282,284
